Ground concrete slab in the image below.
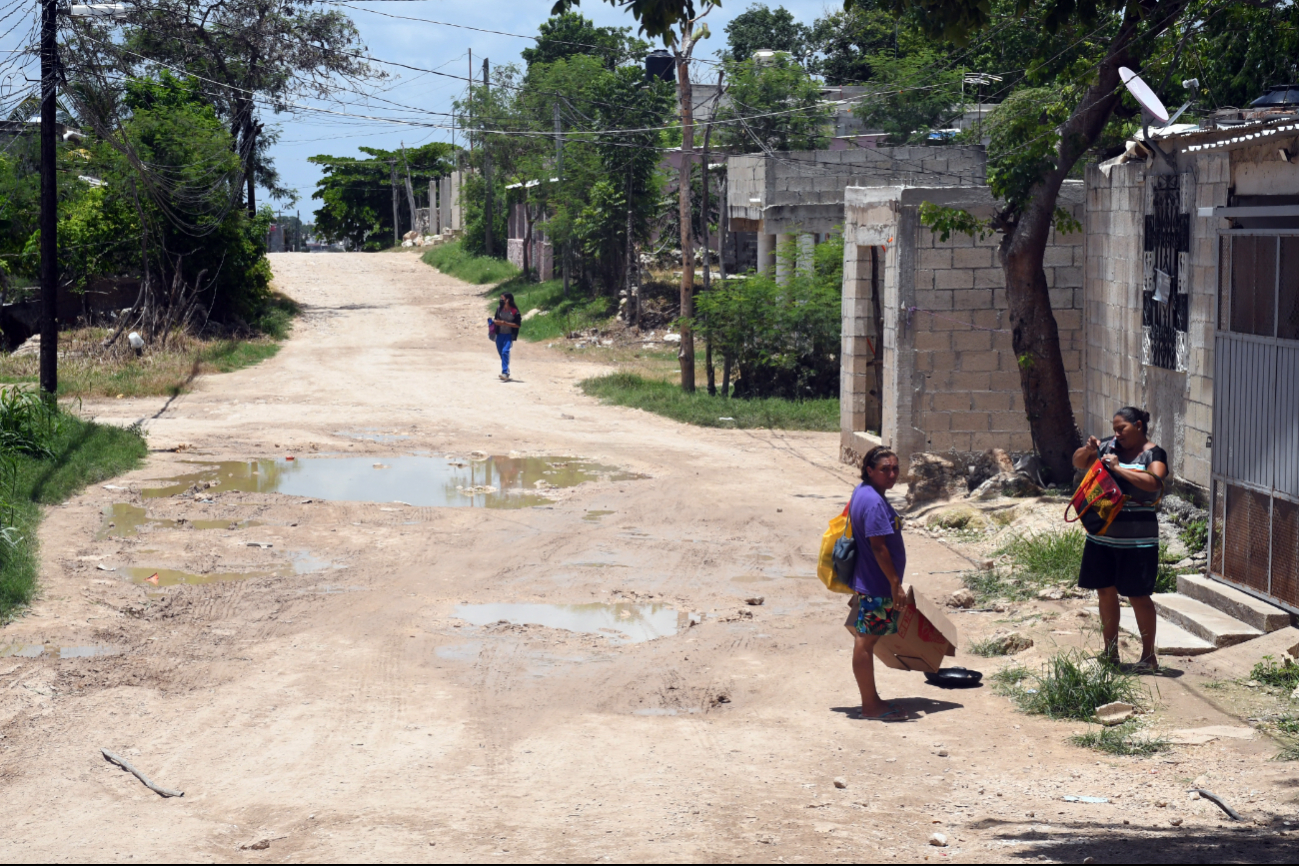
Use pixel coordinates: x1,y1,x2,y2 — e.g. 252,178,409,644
1176,573,1292,633
1187,625,1299,680
1119,608,1215,655
1152,593,1262,647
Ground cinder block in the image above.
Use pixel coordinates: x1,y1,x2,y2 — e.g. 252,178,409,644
953,289,994,311
951,413,991,432
932,392,972,412
960,353,1000,373
973,391,1012,411
930,351,959,372
990,410,1030,432
975,268,1003,288
927,431,957,451
935,269,976,290
918,248,951,269
915,290,954,311
923,411,952,432
950,371,991,391
953,330,993,352
953,247,994,269
914,330,952,351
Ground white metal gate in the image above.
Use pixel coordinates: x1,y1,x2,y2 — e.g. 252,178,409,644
1209,230,1299,613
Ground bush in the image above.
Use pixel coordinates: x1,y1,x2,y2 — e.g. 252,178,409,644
1179,518,1208,553
965,529,1085,601
1004,650,1148,721
579,372,839,430
1252,656,1299,689
497,279,615,342
694,235,842,400
423,241,519,285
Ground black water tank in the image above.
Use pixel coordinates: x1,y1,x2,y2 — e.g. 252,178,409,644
1252,84,1299,107
645,49,674,83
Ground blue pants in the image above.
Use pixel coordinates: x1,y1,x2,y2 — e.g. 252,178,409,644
495,334,513,376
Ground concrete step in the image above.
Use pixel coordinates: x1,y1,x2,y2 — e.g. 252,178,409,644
1151,592,1262,647
1176,573,1292,633
1119,608,1215,655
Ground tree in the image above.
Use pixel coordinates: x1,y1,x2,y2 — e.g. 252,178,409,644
121,0,376,214
714,53,831,152
310,144,456,251
723,4,808,63
553,0,722,392
521,12,642,68
852,50,963,142
875,0,1213,482
807,2,914,85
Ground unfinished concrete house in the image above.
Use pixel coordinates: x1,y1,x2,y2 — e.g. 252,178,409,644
1085,107,1299,619
838,184,1086,470
725,146,987,279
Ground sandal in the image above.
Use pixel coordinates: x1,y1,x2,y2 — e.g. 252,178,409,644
856,707,901,721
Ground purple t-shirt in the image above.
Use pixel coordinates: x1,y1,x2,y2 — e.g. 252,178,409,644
848,483,906,598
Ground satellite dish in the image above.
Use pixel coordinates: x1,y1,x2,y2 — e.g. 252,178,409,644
1119,67,1170,124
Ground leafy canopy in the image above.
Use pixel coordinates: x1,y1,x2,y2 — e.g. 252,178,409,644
723,4,809,62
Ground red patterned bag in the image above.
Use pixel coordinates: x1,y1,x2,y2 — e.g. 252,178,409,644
1064,460,1128,535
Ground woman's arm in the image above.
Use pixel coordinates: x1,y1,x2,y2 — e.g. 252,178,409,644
1100,455,1167,493
867,536,907,606
1073,435,1101,470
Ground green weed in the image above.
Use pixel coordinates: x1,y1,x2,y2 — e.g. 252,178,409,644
251,292,300,340
422,241,519,285
991,665,1031,691
1003,650,1148,721
579,372,839,431
1251,656,1299,689
497,278,616,342
969,636,1015,657
964,529,1085,601
0,413,146,619
199,339,281,375
1179,518,1209,554
1070,721,1168,756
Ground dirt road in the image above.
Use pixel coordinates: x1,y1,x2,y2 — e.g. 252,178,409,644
1,252,1294,863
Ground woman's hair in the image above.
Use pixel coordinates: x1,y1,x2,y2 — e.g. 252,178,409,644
1114,406,1151,433
860,445,898,481
500,292,516,308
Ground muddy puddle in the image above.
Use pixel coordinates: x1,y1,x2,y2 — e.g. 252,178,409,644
583,510,615,521
121,566,273,588
142,455,639,508
452,603,686,644
0,644,119,659
289,551,344,574
97,503,256,539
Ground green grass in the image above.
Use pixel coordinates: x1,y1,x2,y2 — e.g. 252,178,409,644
968,634,1032,657
1251,656,1299,689
578,372,840,431
0,413,147,619
1179,517,1208,554
964,529,1086,601
1070,721,1169,756
497,278,617,342
991,665,1031,691
422,241,520,285
251,291,301,340
199,339,282,375
999,649,1149,721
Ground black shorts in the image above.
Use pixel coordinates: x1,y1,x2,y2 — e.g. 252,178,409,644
1078,538,1158,597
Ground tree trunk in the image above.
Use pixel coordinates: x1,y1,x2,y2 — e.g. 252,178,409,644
676,45,696,392
998,13,1146,483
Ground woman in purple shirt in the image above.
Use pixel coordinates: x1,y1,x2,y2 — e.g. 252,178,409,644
844,446,909,720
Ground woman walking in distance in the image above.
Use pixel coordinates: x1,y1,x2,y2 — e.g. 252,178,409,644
493,292,521,381
1072,407,1168,671
845,446,909,720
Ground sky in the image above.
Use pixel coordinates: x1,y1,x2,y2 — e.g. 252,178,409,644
0,1,837,218
261,0,838,216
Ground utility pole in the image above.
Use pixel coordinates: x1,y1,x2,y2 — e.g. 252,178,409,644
482,57,493,258
554,102,567,296
390,158,400,246
38,0,57,396
702,112,714,395
467,49,472,154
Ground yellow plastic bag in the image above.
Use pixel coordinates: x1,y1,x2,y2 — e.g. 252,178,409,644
817,506,856,594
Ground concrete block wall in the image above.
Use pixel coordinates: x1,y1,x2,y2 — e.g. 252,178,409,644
1082,155,1226,493
909,219,1085,457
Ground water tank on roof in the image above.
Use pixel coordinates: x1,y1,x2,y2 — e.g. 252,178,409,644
1251,84,1299,107
645,50,674,83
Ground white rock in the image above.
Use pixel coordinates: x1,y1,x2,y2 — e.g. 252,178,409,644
928,833,948,847
833,777,847,789
663,333,681,343
1094,701,1134,726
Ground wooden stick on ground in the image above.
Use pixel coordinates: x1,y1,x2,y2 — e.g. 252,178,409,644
101,749,184,798
1191,788,1243,821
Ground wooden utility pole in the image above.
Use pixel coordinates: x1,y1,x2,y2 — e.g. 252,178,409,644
390,158,400,245
555,102,568,296
702,109,714,395
400,142,418,234
39,0,57,396
675,36,699,392
482,58,493,258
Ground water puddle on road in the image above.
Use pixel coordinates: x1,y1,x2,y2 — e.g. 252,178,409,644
0,644,120,659
582,510,616,521
289,551,344,574
121,566,273,588
96,503,254,539
452,603,686,644
141,455,638,508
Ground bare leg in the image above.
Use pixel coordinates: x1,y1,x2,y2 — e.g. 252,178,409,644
1128,595,1159,667
1097,586,1121,664
852,633,889,718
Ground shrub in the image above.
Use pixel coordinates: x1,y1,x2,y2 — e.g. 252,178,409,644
1070,721,1168,756
1007,650,1148,721
1252,656,1299,689
694,235,842,400
1179,518,1209,554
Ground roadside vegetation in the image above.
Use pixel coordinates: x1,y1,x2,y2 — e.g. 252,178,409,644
0,294,299,399
422,242,520,285
0,391,147,619
580,372,838,431
964,529,1086,601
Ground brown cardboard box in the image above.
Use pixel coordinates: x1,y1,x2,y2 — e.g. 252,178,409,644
873,588,958,673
